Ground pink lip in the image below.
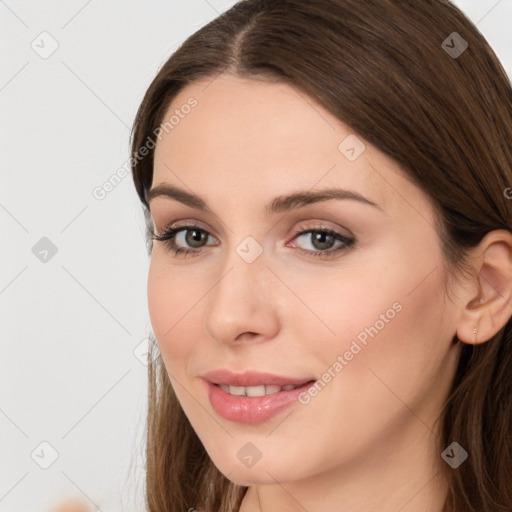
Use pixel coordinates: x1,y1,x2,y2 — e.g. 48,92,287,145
202,369,315,387
201,369,317,424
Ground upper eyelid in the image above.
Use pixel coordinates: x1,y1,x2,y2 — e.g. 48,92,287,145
157,222,353,243
293,221,353,237
157,221,345,232
153,219,210,237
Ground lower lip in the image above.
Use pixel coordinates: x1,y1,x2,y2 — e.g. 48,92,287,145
204,379,317,425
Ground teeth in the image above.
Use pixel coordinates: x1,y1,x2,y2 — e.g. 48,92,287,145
229,385,246,396
246,385,266,397
219,383,299,396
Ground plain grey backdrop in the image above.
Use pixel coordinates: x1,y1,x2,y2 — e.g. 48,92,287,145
1,1,511,511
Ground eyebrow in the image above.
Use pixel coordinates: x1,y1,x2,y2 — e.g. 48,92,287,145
147,183,382,214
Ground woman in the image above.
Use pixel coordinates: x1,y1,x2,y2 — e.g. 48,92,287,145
128,0,512,510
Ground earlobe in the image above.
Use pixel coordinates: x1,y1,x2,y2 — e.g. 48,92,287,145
456,229,512,345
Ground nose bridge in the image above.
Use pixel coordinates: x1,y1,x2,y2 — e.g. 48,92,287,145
204,237,277,344
216,232,269,298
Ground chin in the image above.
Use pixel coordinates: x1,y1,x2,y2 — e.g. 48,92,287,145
208,451,302,486
219,467,280,487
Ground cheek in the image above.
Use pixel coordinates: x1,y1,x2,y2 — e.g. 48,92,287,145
324,267,450,424
292,246,449,401
285,273,449,462
279,262,405,364
147,260,199,364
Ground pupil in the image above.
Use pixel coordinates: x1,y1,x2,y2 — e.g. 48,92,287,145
187,229,205,248
313,232,333,250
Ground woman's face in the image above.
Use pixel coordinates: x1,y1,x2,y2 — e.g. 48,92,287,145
147,74,462,488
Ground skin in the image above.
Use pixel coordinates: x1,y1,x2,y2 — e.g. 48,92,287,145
49,499,91,512
147,74,512,512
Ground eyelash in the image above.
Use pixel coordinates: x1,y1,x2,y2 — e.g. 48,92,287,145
150,223,355,259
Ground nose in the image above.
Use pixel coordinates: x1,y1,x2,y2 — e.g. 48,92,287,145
204,245,279,346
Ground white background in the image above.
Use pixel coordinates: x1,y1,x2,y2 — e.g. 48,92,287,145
1,1,511,511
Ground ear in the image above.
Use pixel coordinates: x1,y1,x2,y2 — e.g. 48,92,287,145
456,229,512,345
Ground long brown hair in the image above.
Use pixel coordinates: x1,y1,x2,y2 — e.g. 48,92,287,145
130,1,512,510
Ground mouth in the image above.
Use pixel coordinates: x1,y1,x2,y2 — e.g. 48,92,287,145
202,370,317,424
201,368,316,388
214,381,315,397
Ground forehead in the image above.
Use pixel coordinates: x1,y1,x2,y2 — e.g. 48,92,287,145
155,74,352,162
151,74,420,217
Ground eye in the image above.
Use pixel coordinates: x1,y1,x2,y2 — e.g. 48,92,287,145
150,225,217,257
288,223,355,258
150,222,356,259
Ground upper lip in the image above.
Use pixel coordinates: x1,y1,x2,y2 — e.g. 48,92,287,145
202,369,316,387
